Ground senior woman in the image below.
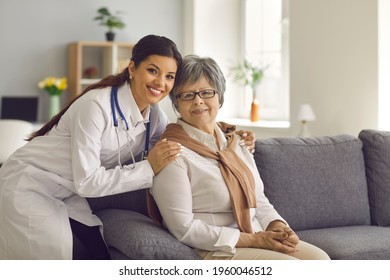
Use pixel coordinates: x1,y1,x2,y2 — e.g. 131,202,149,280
148,55,330,260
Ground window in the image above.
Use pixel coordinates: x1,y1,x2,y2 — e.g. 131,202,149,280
242,0,289,121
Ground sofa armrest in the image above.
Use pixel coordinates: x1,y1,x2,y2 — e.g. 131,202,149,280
95,209,200,260
359,129,390,226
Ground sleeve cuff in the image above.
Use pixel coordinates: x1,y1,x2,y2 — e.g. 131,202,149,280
123,159,154,190
213,227,240,254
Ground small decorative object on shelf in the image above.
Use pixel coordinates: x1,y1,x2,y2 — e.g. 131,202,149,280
94,7,126,41
230,59,268,122
38,77,67,120
83,66,99,79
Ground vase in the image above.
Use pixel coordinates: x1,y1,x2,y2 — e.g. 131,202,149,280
49,95,61,120
106,32,115,41
250,92,260,122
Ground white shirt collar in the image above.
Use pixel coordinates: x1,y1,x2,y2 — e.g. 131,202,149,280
118,82,150,127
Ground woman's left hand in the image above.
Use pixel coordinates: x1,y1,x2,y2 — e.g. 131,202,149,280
267,220,299,249
236,130,256,153
272,227,299,248
146,139,182,174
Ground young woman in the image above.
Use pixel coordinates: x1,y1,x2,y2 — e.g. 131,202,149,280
149,55,330,260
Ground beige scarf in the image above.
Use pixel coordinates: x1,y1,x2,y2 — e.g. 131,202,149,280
147,122,256,233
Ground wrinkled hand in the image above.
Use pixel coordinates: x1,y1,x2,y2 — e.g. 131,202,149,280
271,227,299,249
237,220,299,253
256,230,298,254
237,230,297,254
266,220,299,250
147,139,181,174
236,130,256,153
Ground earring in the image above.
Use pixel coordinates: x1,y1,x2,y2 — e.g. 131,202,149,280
174,110,181,118
129,73,133,80
172,104,181,118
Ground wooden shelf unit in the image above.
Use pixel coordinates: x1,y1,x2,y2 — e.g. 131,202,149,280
67,41,134,102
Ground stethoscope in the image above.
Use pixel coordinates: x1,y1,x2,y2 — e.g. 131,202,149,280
111,86,150,169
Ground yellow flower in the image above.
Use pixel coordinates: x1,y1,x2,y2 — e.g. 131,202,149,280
38,77,67,96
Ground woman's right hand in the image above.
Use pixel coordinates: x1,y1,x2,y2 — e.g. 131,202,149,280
237,231,297,254
147,138,182,174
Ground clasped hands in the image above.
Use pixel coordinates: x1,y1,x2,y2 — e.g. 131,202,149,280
237,220,300,254
264,225,300,254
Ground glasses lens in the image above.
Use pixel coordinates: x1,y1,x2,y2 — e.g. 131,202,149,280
179,92,196,100
199,90,216,99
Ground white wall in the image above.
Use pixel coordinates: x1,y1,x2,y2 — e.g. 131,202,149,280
289,0,378,138
0,0,183,122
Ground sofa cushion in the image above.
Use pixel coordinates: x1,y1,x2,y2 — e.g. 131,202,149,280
254,134,371,231
297,226,390,259
108,247,131,260
358,129,390,226
95,209,200,260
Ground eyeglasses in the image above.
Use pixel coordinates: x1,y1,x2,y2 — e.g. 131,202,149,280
176,89,218,101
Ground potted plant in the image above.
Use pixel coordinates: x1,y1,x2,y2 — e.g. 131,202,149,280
94,7,126,41
230,59,268,122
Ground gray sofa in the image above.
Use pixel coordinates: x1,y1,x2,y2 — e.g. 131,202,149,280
88,129,390,260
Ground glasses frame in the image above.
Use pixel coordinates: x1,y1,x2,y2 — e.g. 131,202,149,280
176,89,218,101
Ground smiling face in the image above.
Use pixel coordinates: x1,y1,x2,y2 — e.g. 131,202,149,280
176,75,220,134
129,55,178,111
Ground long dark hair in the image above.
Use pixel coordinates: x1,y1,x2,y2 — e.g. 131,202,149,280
27,35,182,140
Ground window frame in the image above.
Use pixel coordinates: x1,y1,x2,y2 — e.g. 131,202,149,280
239,0,290,122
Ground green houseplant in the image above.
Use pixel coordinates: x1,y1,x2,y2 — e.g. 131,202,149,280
94,7,126,41
230,59,268,122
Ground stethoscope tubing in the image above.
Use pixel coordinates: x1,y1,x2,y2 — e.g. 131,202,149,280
110,86,150,168
111,86,129,130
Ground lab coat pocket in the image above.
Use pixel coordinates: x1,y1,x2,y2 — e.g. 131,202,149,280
15,189,66,218
11,165,72,217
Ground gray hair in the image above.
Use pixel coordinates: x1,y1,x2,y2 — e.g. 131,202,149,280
170,55,226,111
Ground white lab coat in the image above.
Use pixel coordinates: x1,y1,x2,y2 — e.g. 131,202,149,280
0,83,168,259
